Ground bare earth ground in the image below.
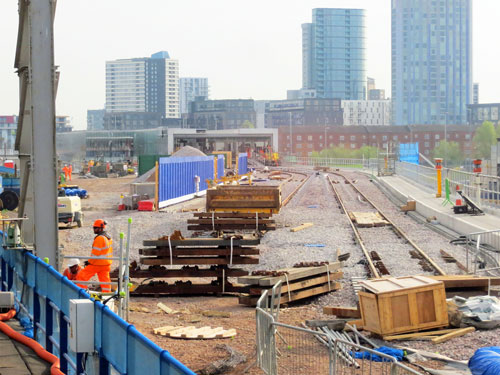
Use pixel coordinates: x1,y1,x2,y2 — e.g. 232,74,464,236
58,175,322,375
57,173,488,374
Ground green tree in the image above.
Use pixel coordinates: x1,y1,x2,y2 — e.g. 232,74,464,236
495,124,500,139
473,121,496,159
241,120,255,128
430,141,463,167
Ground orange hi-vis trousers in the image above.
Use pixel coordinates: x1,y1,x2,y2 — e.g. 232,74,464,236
76,264,111,292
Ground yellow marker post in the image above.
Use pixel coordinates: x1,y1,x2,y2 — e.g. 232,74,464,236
435,158,443,198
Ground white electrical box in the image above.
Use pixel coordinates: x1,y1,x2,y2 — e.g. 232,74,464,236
0,292,14,309
69,299,94,353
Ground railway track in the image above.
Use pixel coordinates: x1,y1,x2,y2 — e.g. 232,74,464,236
327,171,446,278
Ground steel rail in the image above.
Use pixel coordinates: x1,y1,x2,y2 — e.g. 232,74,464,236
331,171,447,276
326,175,380,278
280,172,312,207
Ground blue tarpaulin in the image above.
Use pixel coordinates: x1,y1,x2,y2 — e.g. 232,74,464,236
352,346,405,362
469,347,500,375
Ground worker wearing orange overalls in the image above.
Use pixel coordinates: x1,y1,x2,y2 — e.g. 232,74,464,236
68,164,73,181
76,219,113,292
62,165,69,181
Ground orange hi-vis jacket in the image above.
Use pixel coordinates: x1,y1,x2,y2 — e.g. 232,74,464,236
90,233,113,266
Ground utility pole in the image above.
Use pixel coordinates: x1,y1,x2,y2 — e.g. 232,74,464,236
289,112,293,156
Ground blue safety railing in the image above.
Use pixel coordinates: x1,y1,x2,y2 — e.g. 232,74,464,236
0,247,195,375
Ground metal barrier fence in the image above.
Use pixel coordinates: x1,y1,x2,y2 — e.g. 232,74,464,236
256,288,422,375
158,155,214,208
281,156,379,171
396,161,500,211
0,247,195,375
465,229,500,276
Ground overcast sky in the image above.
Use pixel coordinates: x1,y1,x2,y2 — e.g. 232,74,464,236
0,1,498,130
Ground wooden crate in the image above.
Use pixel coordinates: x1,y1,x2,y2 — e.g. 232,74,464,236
358,276,448,336
206,185,281,213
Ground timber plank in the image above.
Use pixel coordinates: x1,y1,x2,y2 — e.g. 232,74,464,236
140,256,259,265
290,223,314,232
239,282,341,306
194,212,272,218
112,268,248,279
187,219,275,224
382,329,458,341
139,248,260,256
248,272,343,295
431,327,475,344
237,263,343,286
143,238,261,247
134,283,249,295
323,306,361,318
187,224,276,230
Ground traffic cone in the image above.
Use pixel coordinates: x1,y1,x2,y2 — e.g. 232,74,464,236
455,185,462,206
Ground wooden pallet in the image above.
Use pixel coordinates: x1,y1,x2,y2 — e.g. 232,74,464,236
153,325,237,339
349,212,389,227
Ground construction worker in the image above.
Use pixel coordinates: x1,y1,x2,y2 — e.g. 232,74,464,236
68,164,73,181
62,164,69,181
62,258,81,281
76,219,113,293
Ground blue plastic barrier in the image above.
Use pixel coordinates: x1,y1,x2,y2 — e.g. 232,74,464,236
238,153,248,175
158,156,214,208
217,155,225,179
0,247,195,375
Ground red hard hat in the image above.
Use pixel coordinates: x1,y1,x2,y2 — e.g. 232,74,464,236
93,219,106,229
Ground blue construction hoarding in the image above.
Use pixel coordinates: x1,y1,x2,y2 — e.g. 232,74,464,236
399,143,419,164
158,156,214,208
217,155,225,179
237,153,248,175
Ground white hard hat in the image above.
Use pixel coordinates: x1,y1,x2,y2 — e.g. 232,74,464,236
67,258,80,267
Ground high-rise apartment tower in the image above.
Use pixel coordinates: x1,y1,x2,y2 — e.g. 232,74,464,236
392,0,472,125
302,8,367,100
106,51,180,118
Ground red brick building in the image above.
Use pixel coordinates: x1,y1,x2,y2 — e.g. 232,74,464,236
278,125,477,157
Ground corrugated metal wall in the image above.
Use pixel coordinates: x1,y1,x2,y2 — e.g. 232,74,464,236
158,156,214,205
238,153,248,175
217,155,225,179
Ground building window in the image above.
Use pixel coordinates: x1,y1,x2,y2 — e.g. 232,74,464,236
350,143,356,149
297,135,302,141
425,142,430,147
296,144,302,149
350,135,356,141
435,134,440,140
308,144,313,149
382,136,388,141
393,135,398,141
340,136,345,141
286,135,290,140
424,134,430,140
465,134,471,140
329,135,333,139
308,135,313,141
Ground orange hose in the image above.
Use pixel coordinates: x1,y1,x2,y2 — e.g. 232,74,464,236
0,309,65,375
